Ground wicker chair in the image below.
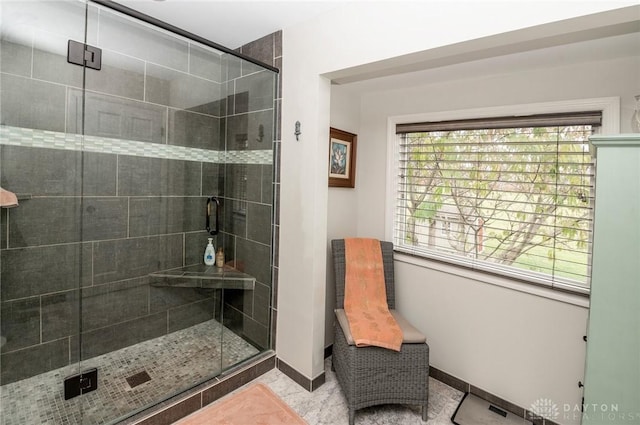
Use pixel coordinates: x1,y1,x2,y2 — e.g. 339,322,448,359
331,239,429,425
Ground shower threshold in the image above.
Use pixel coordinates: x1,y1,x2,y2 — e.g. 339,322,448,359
0,319,259,425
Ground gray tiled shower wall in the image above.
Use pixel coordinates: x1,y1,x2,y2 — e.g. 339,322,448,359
0,1,276,386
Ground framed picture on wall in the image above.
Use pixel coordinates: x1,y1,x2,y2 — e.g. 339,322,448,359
328,127,357,188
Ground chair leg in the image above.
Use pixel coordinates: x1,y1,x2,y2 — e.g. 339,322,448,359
348,408,355,425
422,404,428,421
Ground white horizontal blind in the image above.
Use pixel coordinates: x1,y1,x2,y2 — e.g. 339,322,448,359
394,115,599,293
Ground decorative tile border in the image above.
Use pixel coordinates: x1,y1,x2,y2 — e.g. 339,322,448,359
0,126,272,165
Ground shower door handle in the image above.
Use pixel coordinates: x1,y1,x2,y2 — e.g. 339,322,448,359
206,197,220,235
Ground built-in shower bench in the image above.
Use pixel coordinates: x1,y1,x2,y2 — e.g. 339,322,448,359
149,264,255,290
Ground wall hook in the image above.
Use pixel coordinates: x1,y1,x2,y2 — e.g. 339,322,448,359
257,124,264,143
294,121,301,141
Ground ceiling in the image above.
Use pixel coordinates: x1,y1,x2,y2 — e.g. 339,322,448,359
111,0,638,94
115,0,342,49
338,31,640,94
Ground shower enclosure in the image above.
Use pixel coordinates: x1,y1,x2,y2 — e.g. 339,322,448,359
0,0,277,423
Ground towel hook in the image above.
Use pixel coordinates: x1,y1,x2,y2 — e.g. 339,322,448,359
294,121,301,141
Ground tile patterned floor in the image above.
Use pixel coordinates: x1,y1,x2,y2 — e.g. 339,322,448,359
241,357,464,425
0,320,259,425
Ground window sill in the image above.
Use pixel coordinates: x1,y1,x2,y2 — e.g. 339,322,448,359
394,252,590,309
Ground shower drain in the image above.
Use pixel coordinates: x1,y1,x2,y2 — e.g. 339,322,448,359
126,371,152,388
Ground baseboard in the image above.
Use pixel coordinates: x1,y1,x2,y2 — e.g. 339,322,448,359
272,346,331,392
324,344,333,359
276,358,325,392
429,366,560,425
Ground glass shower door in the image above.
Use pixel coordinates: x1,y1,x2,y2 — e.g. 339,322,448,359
1,1,276,423
74,3,227,423
217,54,277,371
0,1,90,423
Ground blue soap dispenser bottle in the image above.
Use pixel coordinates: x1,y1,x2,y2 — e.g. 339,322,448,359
204,238,215,266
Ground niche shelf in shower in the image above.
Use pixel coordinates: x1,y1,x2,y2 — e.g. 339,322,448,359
149,264,255,290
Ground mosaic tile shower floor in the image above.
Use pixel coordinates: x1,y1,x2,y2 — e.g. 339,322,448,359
0,320,259,425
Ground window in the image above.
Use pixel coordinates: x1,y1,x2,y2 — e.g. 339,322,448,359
392,111,601,294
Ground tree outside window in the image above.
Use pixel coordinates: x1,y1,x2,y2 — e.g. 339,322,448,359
395,122,595,290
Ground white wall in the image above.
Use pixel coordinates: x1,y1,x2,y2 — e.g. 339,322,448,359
395,260,589,423
326,87,361,346
277,0,637,391
329,54,638,424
